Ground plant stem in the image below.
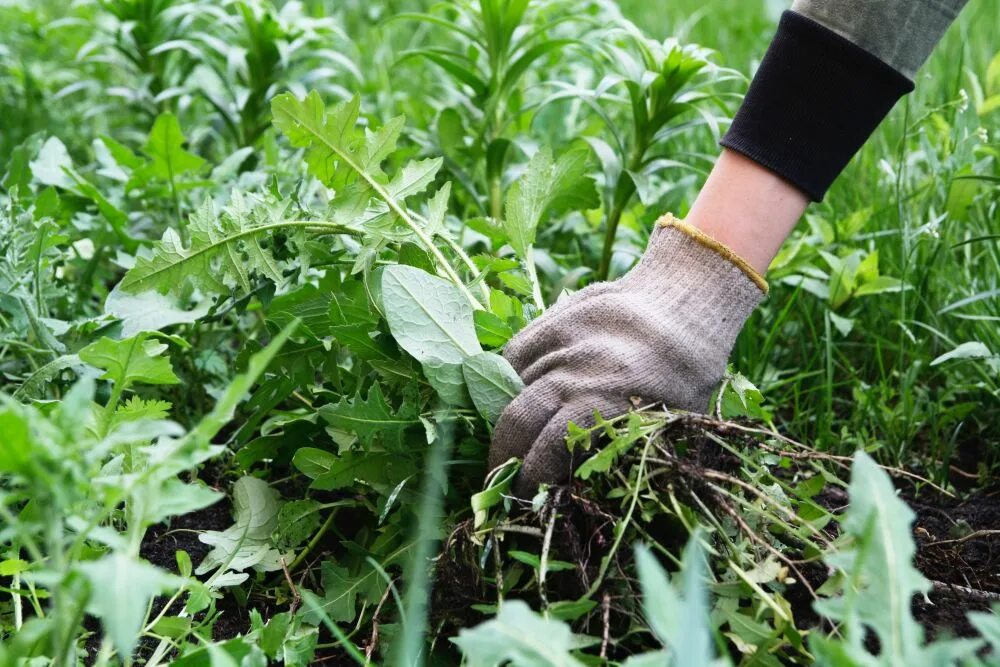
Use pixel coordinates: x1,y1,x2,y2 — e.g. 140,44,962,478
524,246,545,310
585,435,651,598
596,178,637,281
12,568,22,630
288,509,338,572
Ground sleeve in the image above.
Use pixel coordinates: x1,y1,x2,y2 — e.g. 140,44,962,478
718,0,968,201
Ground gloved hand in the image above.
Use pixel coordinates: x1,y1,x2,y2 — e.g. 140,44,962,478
489,214,768,497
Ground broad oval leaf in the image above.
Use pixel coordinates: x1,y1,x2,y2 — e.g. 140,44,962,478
462,352,523,423
381,265,482,364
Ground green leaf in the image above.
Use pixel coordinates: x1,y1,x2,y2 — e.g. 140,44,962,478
272,93,370,190
462,351,523,423
634,533,714,667
79,333,180,390
812,451,931,664
317,383,419,449
29,136,75,189
931,341,993,366
260,612,291,659
110,396,172,431
169,638,266,667
133,112,206,184
575,413,644,480
105,284,212,337
197,477,283,576
854,275,909,298
311,452,410,492
508,551,576,571
292,448,338,479
328,279,394,361
471,458,519,528
229,476,281,542
474,310,514,347
140,478,223,528
309,561,386,626
185,321,296,445
381,264,482,364
0,559,29,576
10,354,85,402
273,500,323,551
79,554,179,658
502,147,597,258
421,359,472,407
452,600,585,667
119,194,291,297
152,616,191,639
318,563,361,623
0,407,32,474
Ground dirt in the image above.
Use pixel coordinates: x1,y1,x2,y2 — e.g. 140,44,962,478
909,486,1000,639
84,421,998,664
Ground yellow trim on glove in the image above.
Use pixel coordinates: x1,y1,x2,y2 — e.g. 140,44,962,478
656,213,769,295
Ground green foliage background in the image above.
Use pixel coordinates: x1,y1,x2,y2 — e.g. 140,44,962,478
1,0,999,665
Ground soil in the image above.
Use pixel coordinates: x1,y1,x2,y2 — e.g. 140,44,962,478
81,421,997,664
910,486,1000,639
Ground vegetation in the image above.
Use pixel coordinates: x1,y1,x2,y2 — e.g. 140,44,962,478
1,0,998,665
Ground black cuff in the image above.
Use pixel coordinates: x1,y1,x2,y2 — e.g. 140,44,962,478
720,11,914,201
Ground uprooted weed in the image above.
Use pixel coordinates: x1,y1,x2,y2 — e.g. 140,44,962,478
434,413,999,662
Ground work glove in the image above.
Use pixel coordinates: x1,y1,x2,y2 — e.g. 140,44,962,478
489,214,768,497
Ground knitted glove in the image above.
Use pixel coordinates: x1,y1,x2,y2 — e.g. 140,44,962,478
490,214,768,497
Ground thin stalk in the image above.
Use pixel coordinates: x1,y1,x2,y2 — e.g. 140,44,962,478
288,509,338,572
596,173,638,281
823,309,833,442
12,568,22,630
585,435,651,598
523,246,545,310
420,216,492,305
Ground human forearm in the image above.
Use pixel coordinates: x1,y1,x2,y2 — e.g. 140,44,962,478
691,1,967,273
688,149,808,275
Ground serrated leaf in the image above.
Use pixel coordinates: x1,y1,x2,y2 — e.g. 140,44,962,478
812,451,931,664
502,147,597,258
133,112,206,184
317,383,419,449
79,333,179,390
273,500,323,551
197,477,282,576
119,194,290,297
462,352,523,423
105,284,212,337
312,563,364,624
272,92,365,190
634,533,714,667
311,452,415,492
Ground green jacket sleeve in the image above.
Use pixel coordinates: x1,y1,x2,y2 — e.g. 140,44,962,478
791,0,968,78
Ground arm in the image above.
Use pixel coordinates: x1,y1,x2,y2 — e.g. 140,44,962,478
694,0,968,273
491,1,968,496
